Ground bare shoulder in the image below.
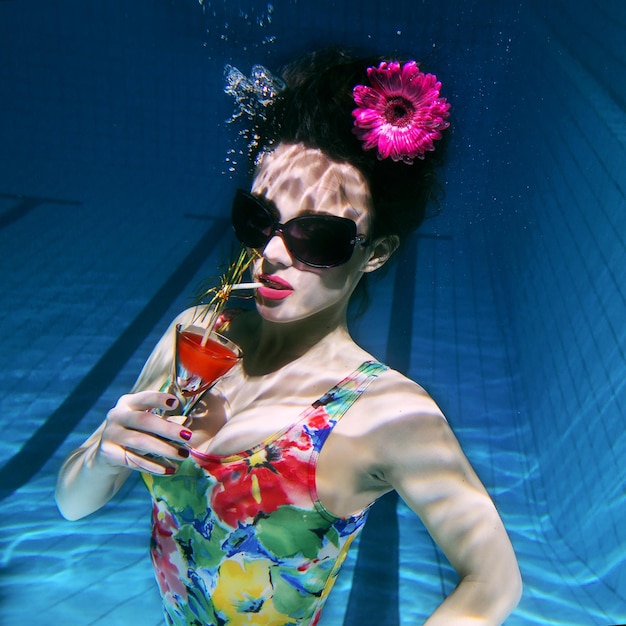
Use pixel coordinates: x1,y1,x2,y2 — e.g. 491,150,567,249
357,367,467,477
361,366,447,426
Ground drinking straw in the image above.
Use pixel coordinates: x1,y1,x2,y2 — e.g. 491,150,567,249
195,247,258,347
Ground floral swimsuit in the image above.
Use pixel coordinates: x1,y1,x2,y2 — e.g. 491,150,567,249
142,360,386,626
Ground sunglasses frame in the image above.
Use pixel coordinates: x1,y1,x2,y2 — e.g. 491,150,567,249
232,189,369,268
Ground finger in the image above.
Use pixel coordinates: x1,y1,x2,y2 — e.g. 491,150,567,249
107,401,192,446
99,411,193,472
121,427,191,462
123,449,178,475
126,410,193,445
118,391,180,414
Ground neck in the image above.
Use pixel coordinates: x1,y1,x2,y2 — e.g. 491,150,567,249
244,305,352,376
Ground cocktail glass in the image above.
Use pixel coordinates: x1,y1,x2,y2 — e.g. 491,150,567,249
167,323,242,417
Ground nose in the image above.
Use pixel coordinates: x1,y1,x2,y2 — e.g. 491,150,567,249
261,231,293,267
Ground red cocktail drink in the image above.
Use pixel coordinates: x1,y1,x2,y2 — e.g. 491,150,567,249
174,325,242,401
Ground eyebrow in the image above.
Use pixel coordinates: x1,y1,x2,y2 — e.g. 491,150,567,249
250,192,281,220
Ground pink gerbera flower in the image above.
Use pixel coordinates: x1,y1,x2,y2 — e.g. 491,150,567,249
352,60,451,164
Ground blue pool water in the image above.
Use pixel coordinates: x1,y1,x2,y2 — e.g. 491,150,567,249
1,1,625,624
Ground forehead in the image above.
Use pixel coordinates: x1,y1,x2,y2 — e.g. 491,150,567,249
251,143,372,220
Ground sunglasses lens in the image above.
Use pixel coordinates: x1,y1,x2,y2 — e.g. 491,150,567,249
285,217,355,267
232,192,274,248
232,190,360,268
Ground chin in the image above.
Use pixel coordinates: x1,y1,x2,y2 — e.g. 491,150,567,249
255,297,346,326
255,302,306,324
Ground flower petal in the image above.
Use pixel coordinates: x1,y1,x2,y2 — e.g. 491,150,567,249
352,60,450,162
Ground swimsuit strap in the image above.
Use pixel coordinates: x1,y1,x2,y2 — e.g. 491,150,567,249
307,360,387,453
305,360,386,523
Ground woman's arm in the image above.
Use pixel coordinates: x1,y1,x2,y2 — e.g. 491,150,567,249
376,389,522,624
55,310,196,520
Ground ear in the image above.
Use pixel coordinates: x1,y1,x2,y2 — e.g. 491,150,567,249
362,235,400,273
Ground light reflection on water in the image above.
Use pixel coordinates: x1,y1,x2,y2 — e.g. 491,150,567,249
1,418,620,625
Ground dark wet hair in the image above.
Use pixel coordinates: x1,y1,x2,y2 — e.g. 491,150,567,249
253,48,449,241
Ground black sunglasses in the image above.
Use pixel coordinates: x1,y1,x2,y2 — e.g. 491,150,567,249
231,189,369,268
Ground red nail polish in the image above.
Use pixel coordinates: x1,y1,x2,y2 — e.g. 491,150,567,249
180,429,192,441
178,448,190,458
164,467,176,475
166,397,177,408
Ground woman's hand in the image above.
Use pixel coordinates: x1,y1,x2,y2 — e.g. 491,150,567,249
97,391,193,475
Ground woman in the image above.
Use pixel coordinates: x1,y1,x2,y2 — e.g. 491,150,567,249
56,50,522,625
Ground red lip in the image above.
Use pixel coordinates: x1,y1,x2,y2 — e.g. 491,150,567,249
257,274,294,301
259,274,293,289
